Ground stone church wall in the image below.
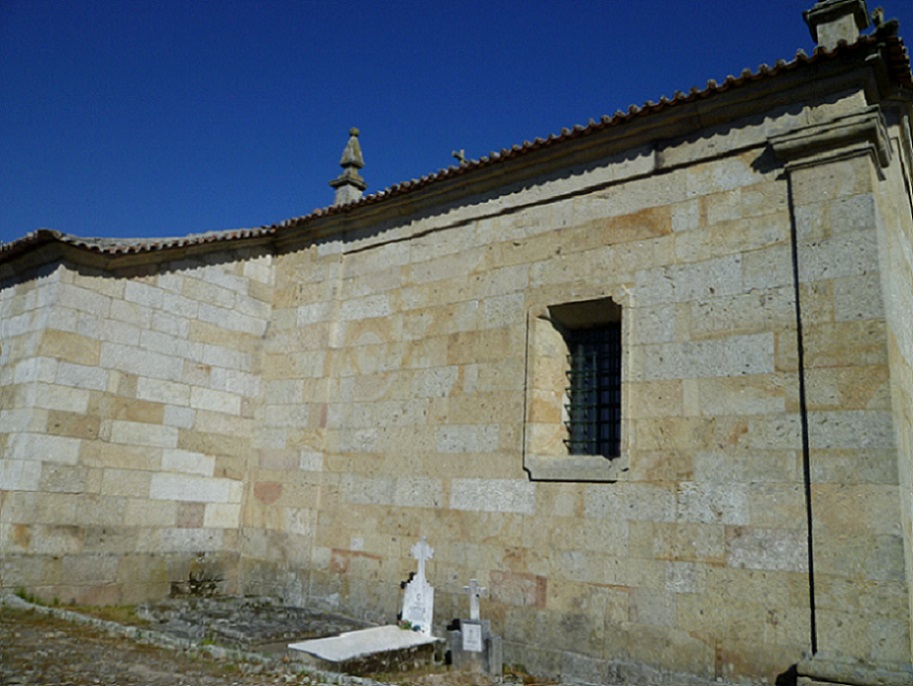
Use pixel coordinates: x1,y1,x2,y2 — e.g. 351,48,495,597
1,20,912,685
259,142,810,682
1,248,273,603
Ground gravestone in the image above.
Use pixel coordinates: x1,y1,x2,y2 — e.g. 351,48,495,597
288,537,444,671
401,537,435,635
449,578,502,676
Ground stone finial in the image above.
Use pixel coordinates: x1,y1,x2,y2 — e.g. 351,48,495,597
329,127,367,206
804,0,870,50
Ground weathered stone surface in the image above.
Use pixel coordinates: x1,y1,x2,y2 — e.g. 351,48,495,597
1,20,912,686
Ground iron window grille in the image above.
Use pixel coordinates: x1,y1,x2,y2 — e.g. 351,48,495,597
563,322,622,457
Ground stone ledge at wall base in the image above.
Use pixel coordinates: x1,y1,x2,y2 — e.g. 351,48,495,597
797,653,913,686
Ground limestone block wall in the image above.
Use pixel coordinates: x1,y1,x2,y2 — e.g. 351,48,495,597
240,243,335,603
0,247,273,603
774,108,913,670
251,129,813,682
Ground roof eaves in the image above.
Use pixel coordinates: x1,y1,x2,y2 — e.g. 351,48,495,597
1,33,909,263
266,34,910,235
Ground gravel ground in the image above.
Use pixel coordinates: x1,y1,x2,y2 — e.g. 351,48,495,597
0,605,327,686
0,598,506,686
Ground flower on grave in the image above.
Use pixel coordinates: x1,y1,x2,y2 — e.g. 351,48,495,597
397,619,413,630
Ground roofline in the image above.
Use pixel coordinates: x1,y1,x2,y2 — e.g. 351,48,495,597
2,33,910,267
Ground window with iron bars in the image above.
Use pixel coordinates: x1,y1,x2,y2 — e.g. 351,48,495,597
563,323,622,457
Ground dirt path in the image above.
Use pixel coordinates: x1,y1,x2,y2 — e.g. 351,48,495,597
1,606,339,685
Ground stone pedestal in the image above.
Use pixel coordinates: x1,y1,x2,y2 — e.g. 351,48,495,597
448,619,502,677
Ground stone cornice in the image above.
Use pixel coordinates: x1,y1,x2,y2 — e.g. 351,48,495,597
770,105,892,168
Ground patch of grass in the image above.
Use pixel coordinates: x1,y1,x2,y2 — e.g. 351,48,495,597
65,604,150,627
503,663,557,685
14,588,41,604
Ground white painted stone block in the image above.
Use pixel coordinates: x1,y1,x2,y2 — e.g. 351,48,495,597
634,254,743,305
284,508,314,537
632,333,774,381
155,272,185,293
201,344,250,370
110,300,153,327
335,427,378,452
124,281,164,309
727,527,808,572
0,408,47,433
263,379,303,405
13,358,58,385
199,303,266,335
33,383,90,413
0,459,43,490
412,367,459,398
450,479,536,514
342,474,394,506
585,482,677,523
207,269,247,294
110,420,179,449
190,387,241,415
136,377,191,406
210,367,260,397
299,451,323,471
797,232,879,283
807,411,895,450
160,291,199,319
393,477,443,509
339,294,391,321
162,448,215,476
159,527,224,552
235,296,271,320
151,309,191,338
149,472,240,503
297,301,334,326
100,319,142,346
481,292,525,329
203,503,242,528
55,362,109,391
676,482,750,525
100,343,185,381
8,433,82,465
243,256,273,284
437,425,500,453
629,304,676,345
59,285,111,317
664,562,699,593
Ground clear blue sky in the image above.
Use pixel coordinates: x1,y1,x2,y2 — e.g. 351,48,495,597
3,0,912,245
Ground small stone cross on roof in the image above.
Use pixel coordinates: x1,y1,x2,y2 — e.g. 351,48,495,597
463,578,488,621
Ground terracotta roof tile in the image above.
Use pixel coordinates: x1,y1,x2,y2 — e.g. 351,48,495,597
2,34,909,262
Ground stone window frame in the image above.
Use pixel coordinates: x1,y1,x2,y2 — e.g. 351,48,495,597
523,293,630,482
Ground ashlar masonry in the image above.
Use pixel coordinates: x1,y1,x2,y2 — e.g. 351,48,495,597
2,2,912,685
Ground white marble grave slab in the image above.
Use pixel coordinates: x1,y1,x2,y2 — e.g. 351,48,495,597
288,625,439,663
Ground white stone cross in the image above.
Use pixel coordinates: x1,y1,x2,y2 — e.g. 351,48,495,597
462,578,488,621
411,536,433,584
402,537,435,635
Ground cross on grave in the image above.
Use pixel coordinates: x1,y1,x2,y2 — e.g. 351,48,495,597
412,537,433,584
462,578,488,621
402,537,435,635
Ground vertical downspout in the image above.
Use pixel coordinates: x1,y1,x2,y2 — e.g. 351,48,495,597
786,174,819,655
